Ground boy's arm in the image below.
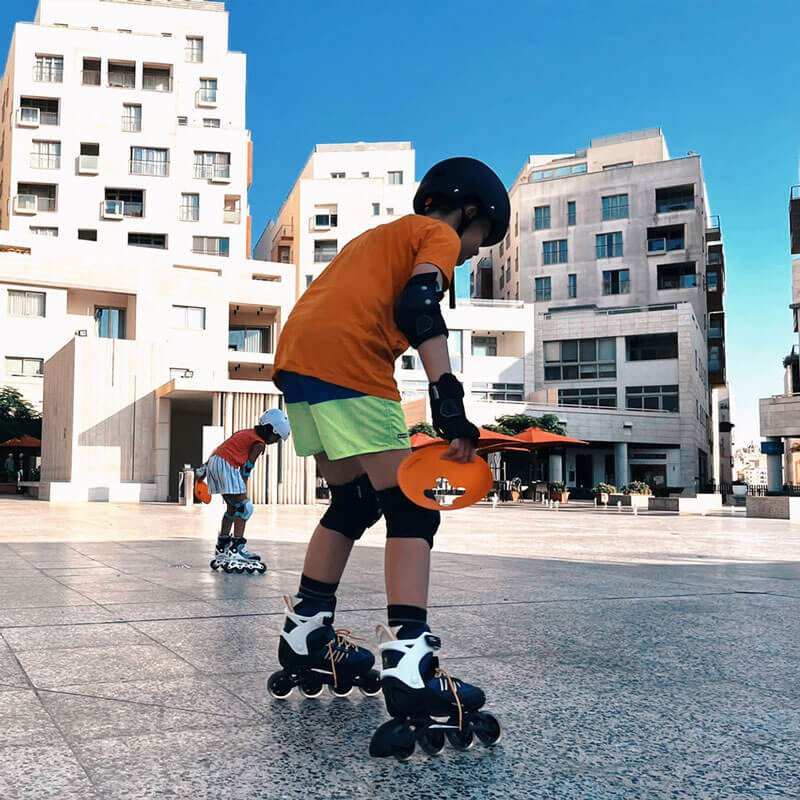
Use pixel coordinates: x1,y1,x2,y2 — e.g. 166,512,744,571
241,441,266,480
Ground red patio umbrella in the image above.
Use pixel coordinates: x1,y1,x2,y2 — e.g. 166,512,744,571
512,427,588,447
0,435,41,449
409,432,442,449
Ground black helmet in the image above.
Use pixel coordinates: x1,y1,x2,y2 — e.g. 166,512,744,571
414,157,510,246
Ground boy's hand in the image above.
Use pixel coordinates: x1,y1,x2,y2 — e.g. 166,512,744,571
429,373,479,454
443,437,477,463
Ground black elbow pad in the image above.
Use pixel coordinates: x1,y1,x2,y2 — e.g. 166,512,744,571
394,272,448,348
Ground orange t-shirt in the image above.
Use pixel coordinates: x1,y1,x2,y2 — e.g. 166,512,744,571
274,215,461,401
212,429,263,468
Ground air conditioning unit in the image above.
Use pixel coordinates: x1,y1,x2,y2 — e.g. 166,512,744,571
13,194,38,215
77,155,100,175
16,107,40,127
101,200,124,220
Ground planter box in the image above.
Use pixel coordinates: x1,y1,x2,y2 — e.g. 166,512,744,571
648,493,723,514
609,493,650,509
746,495,800,521
549,492,569,503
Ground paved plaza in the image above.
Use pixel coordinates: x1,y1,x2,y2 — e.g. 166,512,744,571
0,497,798,799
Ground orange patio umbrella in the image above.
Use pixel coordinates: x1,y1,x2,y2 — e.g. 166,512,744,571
512,427,588,448
0,435,41,449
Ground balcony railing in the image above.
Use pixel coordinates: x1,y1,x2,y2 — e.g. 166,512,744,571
194,163,230,181
195,88,218,106
30,154,60,169
15,194,56,213
33,65,63,82
142,74,172,92
179,207,199,222
108,71,136,89
81,69,101,86
192,244,229,257
121,116,142,132
130,159,169,177
78,155,100,174
224,210,241,224
101,200,124,219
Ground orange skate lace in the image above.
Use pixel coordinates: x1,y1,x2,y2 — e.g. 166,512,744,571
326,628,360,689
434,667,464,730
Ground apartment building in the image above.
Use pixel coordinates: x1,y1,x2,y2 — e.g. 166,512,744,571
0,0,312,503
471,129,731,494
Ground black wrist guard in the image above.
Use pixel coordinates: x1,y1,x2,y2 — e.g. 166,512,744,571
429,373,479,443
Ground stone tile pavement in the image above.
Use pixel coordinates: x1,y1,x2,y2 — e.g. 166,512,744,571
0,497,798,799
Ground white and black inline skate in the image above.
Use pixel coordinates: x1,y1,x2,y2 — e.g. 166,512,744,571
369,626,501,759
209,535,267,575
267,596,382,699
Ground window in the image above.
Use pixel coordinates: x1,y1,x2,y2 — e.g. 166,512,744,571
388,171,403,185
707,272,719,292
595,232,623,259
95,307,125,339
386,208,395,216
185,36,204,63
372,203,380,216
471,383,524,401
21,97,59,125
29,226,58,237
203,118,221,128
656,184,694,213
17,183,56,211
192,236,229,257
108,61,135,89
30,140,60,169
180,193,199,222
34,55,63,83
708,345,722,372
449,330,463,373
362,171,370,178
130,147,168,177
471,336,497,357
544,337,617,380
122,104,142,132
401,353,423,370
5,357,43,376
82,58,100,86
198,78,217,104
314,240,338,263
568,273,577,298
278,245,290,263
106,188,144,217
8,290,45,317
534,206,550,230
177,116,188,126
499,241,504,258
194,151,230,180
535,276,552,302
708,250,722,265
128,233,166,249
78,229,97,241
172,305,206,330
602,194,629,220
602,161,633,171
559,387,616,408
143,65,172,92
657,262,697,290
626,385,679,413
313,207,338,228
647,224,685,253
229,326,271,354
330,172,345,179
567,200,576,226
224,195,241,224
626,333,678,361
531,163,586,181
602,269,630,295
543,239,568,265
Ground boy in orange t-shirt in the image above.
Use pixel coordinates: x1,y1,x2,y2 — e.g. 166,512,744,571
200,408,291,574
268,158,510,757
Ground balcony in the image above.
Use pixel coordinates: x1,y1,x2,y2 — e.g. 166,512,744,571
33,65,63,83
14,194,55,214
142,70,172,92
81,69,101,86
30,154,60,170
130,159,169,177
224,209,241,224
760,392,800,438
707,215,722,242
708,313,725,341
101,200,124,220
195,88,218,107
16,107,40,127
791,186,800,255
108,69,135,89
77,155,100,174
194,164,230,183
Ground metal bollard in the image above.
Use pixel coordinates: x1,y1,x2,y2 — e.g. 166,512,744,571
617,501,622,513
633,504,638,516
554,500,560,511
181,465,194,510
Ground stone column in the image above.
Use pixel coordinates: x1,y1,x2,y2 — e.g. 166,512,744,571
548,452,563,483
766,437,784,493
615,441,629,489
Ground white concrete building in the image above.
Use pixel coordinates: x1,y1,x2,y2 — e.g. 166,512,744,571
471,129,731,495
0,0,310,503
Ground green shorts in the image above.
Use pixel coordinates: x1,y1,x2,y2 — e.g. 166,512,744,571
279,371,410,460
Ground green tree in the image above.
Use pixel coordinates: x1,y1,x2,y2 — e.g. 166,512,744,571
0,387,39,422
408,421,437,437
491,413,566,436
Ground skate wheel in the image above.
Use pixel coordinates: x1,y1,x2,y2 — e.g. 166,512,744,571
209,560,219,570
358,671,382,697
256,563,267,574
417,727,446,756
445,725,474,751
234,565,245,574
299,678,324,699
369,719,416,760
222,563,233,573
471,712,502,746
267,671,294,699
328,683,354,698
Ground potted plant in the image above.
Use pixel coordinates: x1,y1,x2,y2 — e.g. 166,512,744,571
620,481,652,510
624,481,652,496
593,482,616,505
549,481,570,503
731,480,748,498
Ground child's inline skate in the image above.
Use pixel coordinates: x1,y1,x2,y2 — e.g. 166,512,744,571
210,535,266,575
267,596,381,698
369,625,501,759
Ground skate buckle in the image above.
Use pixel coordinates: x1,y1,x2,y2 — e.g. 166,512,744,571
424,633,442,649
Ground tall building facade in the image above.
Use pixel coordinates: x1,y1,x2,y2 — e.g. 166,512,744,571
472,129,731,494
0,0,310,503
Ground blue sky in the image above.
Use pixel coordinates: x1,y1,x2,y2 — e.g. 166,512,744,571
3,0,799,443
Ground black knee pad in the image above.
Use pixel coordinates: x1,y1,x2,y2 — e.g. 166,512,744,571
321,473,382,541
378,487,440,549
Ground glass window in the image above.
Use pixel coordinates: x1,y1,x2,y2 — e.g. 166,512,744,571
130,147,168,177
372,203,380,216
34,55,63,82
657,262,697,290
5,356,44,376
647,224,685,252
535,277,551,302
655,184,695,213
567,200,576,226
313,240,338,263
602,194,629,220
95,307,126,339
171,305,206,330
559,387,617,408
543,239,568,265
543,337,616,381
387,171,403,185
78,229,97,241
192,236,229,257
534,206,550,230
199,78,217,103
707,272,719,291
185,36,204,63
194,151,230,180
8,290,45,317
471,336,497,357
128,233,166,249
180,193,200,221
471,383,524,401
449,330,463,373
229,326,271,354
626,385,679,412
602,269,630,295
596,231,623,258
568,273,577,298
626,333,678,361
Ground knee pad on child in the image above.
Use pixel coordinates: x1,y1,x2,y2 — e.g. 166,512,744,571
320,473,382,541
233,499,254,520
378,486,440,549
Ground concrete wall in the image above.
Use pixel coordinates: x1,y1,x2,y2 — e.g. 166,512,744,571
40,337,74,481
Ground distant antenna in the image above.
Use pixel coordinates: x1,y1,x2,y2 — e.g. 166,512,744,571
687,150,696,156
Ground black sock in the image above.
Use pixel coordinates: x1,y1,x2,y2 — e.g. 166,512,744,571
387,604,428,639
295,574,338,614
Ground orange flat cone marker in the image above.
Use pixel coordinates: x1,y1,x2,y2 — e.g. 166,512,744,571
194,478,211,504
398,443,493,511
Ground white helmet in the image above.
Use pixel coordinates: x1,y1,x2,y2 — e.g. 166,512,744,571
259,408,291,441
